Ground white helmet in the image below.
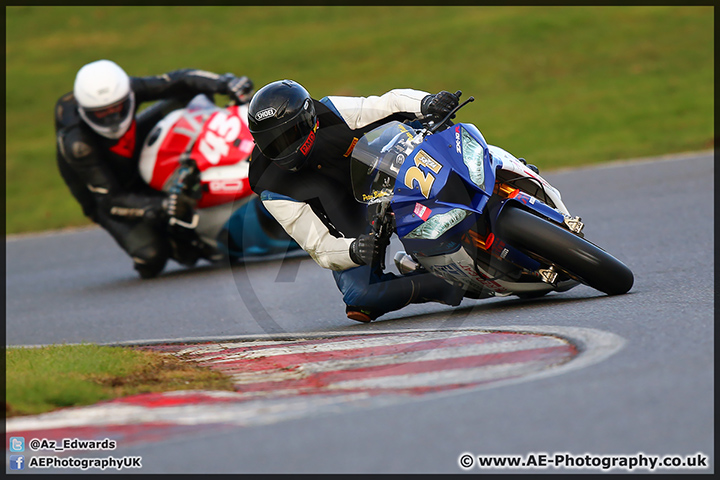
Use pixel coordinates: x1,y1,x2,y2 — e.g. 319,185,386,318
74,60,135,139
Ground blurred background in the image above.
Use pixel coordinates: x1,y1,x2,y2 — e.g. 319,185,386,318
5,6,713,234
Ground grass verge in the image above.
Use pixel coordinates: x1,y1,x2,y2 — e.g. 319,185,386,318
5,6,714,234
5,344,234,417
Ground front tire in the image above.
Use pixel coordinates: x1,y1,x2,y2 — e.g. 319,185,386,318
496,205,634,295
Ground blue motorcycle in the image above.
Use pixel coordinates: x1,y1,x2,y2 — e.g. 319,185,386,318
351,97,633,300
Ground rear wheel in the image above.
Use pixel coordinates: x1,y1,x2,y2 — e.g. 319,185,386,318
496,205,634,295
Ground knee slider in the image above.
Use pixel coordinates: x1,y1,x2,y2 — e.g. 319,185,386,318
131,243,167,267
131,243,168,279
340,280,371,308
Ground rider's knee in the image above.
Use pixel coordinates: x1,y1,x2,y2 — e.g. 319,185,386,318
130,243,168,279
339,278,369,307
334,267,395,308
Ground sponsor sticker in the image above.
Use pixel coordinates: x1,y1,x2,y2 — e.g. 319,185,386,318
300,129,316,156
415,150,443,173
414,203,432,221
343,137,359,157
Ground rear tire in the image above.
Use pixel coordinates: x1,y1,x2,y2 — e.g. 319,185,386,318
496,205,634,295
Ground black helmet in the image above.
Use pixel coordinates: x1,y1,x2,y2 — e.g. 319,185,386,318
247,80,317,172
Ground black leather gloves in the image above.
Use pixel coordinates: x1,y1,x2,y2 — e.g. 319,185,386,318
221,74,254,104
163,192,193,221
349,233,389,266
421,90,462,119
163,193,198,234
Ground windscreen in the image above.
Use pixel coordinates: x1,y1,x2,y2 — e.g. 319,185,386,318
350,121,419,203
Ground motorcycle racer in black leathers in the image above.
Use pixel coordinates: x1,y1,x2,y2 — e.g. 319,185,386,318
55,59,253,278
247,79,467,322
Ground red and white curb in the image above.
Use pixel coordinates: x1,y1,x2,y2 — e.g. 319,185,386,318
6,326,624,450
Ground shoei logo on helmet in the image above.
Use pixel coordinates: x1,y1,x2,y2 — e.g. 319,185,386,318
255,107,276,121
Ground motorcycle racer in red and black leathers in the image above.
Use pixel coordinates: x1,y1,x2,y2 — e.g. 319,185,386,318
55,59,253,278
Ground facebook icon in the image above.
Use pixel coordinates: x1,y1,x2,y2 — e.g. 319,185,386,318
10,455,24,470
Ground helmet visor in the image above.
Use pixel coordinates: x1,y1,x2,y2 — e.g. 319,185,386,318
253,111,315,160
82,94,133,129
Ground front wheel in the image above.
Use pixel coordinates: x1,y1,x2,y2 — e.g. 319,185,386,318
496,205,634,295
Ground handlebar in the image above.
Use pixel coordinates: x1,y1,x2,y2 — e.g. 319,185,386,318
426,94,475,136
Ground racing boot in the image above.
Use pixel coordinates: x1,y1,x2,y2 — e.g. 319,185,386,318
198,242,226,263
169,237,201,267
345,305,383,323
346,275,465,322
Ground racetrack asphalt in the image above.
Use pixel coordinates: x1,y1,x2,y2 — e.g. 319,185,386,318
5,151,714,474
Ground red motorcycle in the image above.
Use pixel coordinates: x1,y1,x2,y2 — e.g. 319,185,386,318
138,94,301,262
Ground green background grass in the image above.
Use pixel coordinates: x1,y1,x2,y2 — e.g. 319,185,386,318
6,6,714,234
